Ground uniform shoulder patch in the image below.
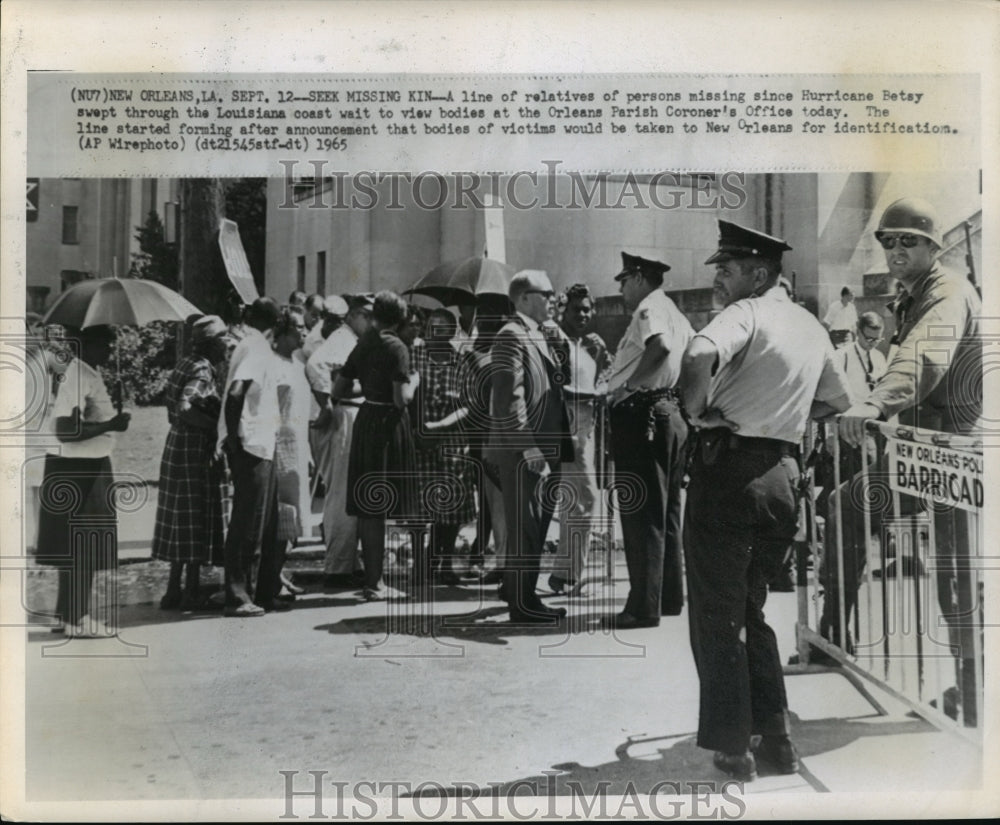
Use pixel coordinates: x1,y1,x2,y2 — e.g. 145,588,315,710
639,309,649,321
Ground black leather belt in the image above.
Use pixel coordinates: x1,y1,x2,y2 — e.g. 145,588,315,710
719,430,799,457
613,386,679,410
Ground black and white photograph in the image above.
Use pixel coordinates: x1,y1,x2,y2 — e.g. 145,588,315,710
2,2,997,821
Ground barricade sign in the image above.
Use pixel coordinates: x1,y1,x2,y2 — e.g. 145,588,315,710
886,435,983,513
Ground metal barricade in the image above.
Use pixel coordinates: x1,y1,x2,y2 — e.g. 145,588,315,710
790,417,984,744
592,398,616,584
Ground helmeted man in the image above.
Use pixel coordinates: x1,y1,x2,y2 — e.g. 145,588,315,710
680,220,852,781
604,253,693,629
839,197,983,725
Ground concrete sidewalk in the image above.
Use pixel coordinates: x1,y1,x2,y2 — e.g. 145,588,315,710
19,553,984,819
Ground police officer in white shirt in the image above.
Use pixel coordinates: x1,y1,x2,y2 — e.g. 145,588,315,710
604,253,694,629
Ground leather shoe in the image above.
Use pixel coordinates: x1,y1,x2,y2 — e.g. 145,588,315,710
257,599,292,612
602,612,659,630
713,750,757,782
752,735,799,774
323,573,355,589
509,604,566,624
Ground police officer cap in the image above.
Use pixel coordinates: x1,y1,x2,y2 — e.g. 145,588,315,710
615,252,671,283
323,295,349,317
705,220,793,265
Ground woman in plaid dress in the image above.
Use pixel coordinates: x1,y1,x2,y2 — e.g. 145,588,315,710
152,316,230,610
410,308,477,586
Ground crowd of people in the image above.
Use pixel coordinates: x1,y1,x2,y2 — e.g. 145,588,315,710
27,196,982,780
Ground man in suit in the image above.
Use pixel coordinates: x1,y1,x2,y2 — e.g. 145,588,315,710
488,270,573,624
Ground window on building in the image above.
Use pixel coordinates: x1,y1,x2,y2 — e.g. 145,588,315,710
296,256,306,293
60,270,89,291
316,251,327,295
61,206,79,245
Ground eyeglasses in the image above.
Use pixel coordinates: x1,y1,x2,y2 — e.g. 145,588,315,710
877,233,922,250
859,329,883,344
524,289,555,299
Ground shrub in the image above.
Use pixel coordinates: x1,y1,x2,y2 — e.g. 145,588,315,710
98,322,179,407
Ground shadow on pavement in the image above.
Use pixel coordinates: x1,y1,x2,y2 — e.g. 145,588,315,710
315,606,624,646
396,713,943,799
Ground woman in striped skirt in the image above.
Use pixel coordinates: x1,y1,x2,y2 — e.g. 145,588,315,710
151,316,230,610
333,291,419,601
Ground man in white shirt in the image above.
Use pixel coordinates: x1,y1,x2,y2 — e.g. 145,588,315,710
680,220,852,781
822,286,858,348
548,284,609,597
604,253,693,629
219,297,285,617
38,325,131,637
840,312,888,400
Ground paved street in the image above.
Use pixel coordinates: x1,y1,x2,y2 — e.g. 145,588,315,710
19,549,985,819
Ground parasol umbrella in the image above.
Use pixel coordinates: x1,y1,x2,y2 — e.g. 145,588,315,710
41,277,201,329
42,278,202,411
404,256,514,307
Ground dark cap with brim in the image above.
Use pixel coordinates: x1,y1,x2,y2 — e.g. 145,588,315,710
347,294,375,313
615,251,671,282
705,220,792,264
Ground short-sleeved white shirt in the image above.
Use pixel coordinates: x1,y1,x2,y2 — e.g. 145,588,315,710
217,327,280,460
606,289,693,394
300,322,326,360
305,324,359,395
49,357,117,459
822,300,858,332
697,286,851,444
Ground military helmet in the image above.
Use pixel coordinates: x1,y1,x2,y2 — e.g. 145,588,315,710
875,198,943,248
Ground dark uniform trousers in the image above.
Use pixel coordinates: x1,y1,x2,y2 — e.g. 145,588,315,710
495,450,561,613
223,446,282,608
610,395,688,619
683,429,799,753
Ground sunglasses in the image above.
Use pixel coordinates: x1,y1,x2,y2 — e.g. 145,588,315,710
877,233,922,250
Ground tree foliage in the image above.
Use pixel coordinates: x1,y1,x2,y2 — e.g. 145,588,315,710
128,210,179,290
224,178,267,292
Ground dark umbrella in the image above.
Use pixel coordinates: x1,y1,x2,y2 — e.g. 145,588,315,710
404,256,514,306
